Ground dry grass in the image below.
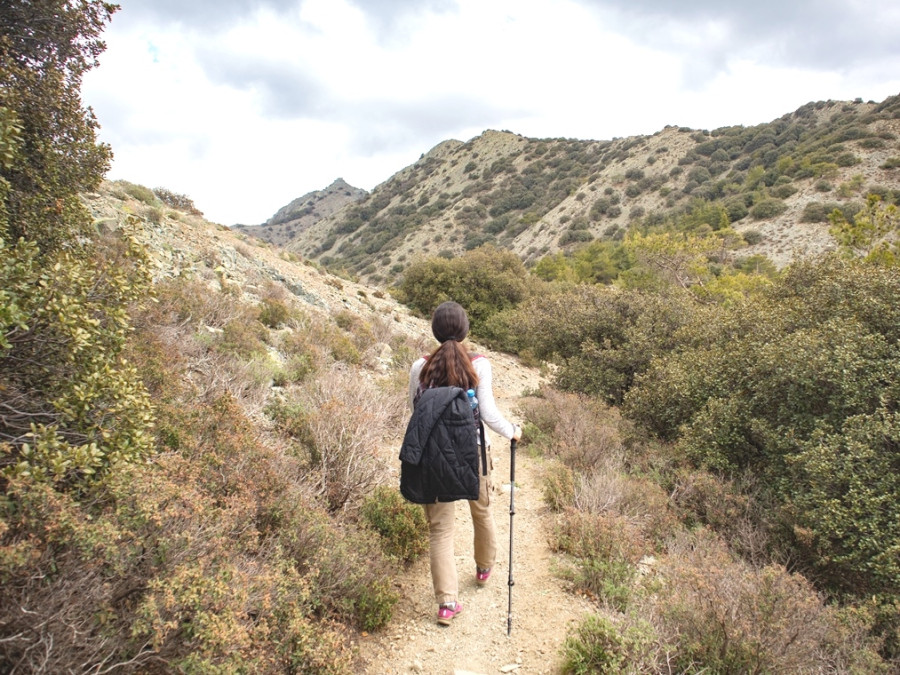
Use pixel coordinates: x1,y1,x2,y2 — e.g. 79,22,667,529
294,365,397,511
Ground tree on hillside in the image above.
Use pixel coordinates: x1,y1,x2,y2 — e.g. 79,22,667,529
1,0,117,251
396,244,534,335
1,0,154,487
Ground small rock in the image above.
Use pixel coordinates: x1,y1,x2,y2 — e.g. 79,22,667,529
500,665,520,673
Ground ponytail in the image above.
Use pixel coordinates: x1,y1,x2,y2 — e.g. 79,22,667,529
419,339,478,390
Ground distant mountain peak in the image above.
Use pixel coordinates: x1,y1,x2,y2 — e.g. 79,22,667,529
231,179,367,246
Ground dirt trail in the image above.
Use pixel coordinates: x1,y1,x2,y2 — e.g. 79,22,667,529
357,350,594,675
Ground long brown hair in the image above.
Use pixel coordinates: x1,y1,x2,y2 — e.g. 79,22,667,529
419,301,478,390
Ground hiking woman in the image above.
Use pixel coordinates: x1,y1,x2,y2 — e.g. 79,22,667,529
408,301,521,626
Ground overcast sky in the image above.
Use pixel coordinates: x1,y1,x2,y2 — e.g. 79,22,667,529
81,0,900,225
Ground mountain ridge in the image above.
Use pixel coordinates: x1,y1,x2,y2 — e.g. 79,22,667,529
254,95,899,285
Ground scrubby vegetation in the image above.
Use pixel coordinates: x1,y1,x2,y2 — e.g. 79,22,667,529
4,3,900,671
1,5,429,672
519,390,892,672
396,180,900,667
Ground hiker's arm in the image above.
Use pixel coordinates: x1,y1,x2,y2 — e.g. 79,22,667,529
408,358,426,410
474,358,516,440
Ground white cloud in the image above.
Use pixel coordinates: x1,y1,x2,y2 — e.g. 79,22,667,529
82,0,900,225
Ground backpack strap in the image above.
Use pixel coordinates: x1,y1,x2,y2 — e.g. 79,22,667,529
479,420,487,476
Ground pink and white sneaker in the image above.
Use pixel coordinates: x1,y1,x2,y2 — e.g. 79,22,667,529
437,601,463,626
476,567,492,584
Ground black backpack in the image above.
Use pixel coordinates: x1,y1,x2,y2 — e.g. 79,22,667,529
399,386,487,504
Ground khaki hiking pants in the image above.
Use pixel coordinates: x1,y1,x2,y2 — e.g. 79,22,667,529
423,446,495,605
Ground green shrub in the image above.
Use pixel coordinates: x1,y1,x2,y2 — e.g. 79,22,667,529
396,244,534,337
618,258,900,656
749,198,787,219
542,462,576,511
742,229,763,245
787,409,900,610
559,229,593,246
724,195,750,221
116,180,158,205
836,152,860,167
360,485,429,563
562,614,657,674
770,183,797,199
514,285,694,404
258,297,292,328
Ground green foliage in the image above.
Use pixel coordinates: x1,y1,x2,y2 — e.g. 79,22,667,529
562,614,656,674
0,1,156,490
614,258,900,654
749,198,788,219
829,194,899,264
801,200,862,223
513,284,695,403
360,485,429,563
395,244,534,335
115,180,158,205
786,410,900,652
533,240,634,285
559,229,593,246
1,226,154,487
0,0,116,253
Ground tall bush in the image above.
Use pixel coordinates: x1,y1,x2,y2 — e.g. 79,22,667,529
1,1,154,487
395,244,534,336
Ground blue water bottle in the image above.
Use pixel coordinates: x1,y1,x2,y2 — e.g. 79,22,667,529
467,388,478,409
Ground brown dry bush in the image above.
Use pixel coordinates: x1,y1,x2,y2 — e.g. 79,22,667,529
0,401,363,673
523,388,679,547
295,365,398,511
669,468,773,566
519,388,623,471
0,290,406,673
652,530,888,673
542,462,576,512
144,278,246,330
574,469,679,550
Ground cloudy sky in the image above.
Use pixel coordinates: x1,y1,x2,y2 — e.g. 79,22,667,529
81,0,900,225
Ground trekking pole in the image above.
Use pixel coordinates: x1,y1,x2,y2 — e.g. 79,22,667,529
507,437,517,637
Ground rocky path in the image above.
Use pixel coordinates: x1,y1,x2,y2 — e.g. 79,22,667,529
357,351,594,675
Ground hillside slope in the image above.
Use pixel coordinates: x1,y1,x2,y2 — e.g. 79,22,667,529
282,95,900,284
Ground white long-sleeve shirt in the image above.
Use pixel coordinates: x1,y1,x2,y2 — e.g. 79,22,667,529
408,354,516,447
